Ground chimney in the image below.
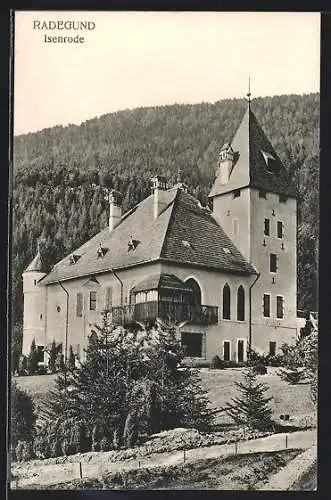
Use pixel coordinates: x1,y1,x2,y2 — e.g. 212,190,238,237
218,143,234,184
108,189,122,232
151,175,168,219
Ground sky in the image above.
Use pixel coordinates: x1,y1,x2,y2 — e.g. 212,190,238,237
14,11,320,136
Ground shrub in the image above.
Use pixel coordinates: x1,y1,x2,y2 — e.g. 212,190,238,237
253,363,267,375
247,347,262,366
265,354,284,367
33,423,54,459
223,360,246,368
18,355,28,376
11,381,36,449
37,365,47,375
15,440,35,462
100,436,112,452
278,367,304,385
210,355,224,369
182,358,210,368
12,323,23,374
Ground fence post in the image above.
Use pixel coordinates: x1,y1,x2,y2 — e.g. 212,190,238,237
183,449,186,463
285,435,288,449
138,461,140,469
235,441,238,455
79,461,83,481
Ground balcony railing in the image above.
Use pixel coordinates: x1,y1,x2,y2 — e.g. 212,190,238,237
111,301,218,326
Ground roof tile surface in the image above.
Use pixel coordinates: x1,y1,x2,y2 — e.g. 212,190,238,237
41,187,255,284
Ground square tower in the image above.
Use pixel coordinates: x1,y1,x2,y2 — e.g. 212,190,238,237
209,103,297,354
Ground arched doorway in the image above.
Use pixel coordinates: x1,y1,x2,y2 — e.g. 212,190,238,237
185,278,202,305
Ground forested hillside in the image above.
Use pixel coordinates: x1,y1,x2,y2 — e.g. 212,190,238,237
12,93,319,326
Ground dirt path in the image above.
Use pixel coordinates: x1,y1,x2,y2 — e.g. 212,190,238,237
258,444,317,490
11,429,317,489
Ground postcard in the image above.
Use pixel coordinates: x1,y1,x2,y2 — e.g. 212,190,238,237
10,10,319,491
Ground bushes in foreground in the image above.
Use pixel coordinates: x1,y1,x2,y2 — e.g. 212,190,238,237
31,318,213,460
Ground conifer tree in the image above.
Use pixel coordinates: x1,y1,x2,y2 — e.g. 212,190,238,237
48,339,57,373
27,338,39,375
225,369,273,431
67,345,76,372
43,316,213,452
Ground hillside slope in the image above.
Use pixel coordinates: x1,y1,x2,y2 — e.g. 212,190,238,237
12,94,319,331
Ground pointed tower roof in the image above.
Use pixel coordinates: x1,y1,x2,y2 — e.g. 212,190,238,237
209,104,296,198
24,251,47,273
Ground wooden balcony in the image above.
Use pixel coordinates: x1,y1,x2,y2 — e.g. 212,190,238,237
111,301,218,327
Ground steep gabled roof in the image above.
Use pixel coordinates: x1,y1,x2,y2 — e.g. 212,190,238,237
40,187,256,285
209,105,297,198
24,251,47,273
161,189,255,274
41,188,178,284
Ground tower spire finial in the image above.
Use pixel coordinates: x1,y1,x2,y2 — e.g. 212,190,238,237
246,74,252,108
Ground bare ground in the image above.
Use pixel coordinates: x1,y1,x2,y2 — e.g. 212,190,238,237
24,449,302,490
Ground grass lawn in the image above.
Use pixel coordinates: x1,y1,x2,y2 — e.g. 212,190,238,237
199,367,315,426
14,367,315,427
29,449,302,490
13,374,58,398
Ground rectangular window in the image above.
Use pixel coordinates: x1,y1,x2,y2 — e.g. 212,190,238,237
76,292,83,317
269,341,276,356
181,332,203,358
277,221,283,239
259,189,267,199
276,296,284,319
237,339,245,362
89,291,97,311
264,218,270,236
279,194,288,203
270,253,277,273
223,341,230,362
263,294,271,317
233,189,241,199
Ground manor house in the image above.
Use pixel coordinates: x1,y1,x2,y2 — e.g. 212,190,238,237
22,102,298,365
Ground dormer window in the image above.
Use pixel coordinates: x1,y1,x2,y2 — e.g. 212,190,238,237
261,150,278,173
69,254,80,265
182,240,191,248
97,244,108,258
233,189,241,199
259,189,267,199
128,236,139,251
279,194,288,203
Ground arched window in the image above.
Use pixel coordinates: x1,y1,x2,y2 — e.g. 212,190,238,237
222,283,231,319
237,285,245,321
185,278,202,305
